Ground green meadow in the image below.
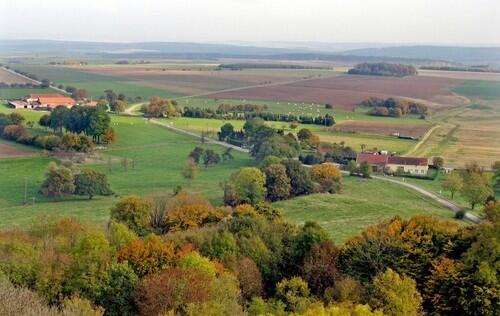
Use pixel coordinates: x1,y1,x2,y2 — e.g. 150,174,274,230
453,80,500,99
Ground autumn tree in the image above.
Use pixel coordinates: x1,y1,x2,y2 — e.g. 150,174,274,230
164,191,219,231
442,172,463,199
236,257,264,300
143,96,179,118
39,162,75,200
310,163,343,193
432,156,444,168
74,168,113,199
371,268,422,316
117,235,175,277
264,163,291,201
301,240,341,297
182,159,198,179
359,161,372,178
110,195,152,236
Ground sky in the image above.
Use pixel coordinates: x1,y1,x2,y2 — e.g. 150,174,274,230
1,0,499,45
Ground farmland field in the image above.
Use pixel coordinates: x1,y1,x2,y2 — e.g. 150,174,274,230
274,176,454,243
0,139,38,158
419,69,500,82
0,87,59,99
0,67,37,84
208,74,466,110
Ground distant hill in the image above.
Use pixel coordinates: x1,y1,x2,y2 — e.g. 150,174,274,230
339,46,500,63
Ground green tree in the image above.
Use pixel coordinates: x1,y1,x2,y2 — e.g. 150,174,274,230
359,161,372,178
50,105,70,134
461,171,493,209
202,149,221,168
283,159,314,196
87,106,111,143
297,128,313,141
74,168,112,199
110,195,152,236
96,263,138,316
275,277,312,313
371,268,422,316
110,100,127,113
442,172,463,199
202,231,238,260
219,123,234,141
224,167,266,206
264,163,291,201
39,162,75,200
188,146,204,164
347,160,358,175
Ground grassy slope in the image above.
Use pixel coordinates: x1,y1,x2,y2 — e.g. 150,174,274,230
274,176,454,243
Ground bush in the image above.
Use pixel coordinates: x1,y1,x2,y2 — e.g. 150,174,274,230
455,210,466,219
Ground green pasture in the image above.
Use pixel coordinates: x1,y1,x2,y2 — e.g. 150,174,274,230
0,87,60,100
274,176,455,243
453,80,500,99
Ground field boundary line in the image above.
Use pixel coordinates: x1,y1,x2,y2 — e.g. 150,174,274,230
405,124,440,156
0,66,70,95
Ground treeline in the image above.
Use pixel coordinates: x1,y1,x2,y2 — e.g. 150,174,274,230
359,97,428,117
38,104,115,144
348,62,417,77
0,112,94,153
0,82,44,89
218,63,322,70
300,142,357,165
0,190,498,315
184,106,335,126
420,65,500,73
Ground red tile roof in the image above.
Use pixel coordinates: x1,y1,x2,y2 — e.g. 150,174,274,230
388,156,428,166
356,153,389,165
38,96,76,109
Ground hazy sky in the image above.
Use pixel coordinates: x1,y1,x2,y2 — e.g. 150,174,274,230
1,0,499,44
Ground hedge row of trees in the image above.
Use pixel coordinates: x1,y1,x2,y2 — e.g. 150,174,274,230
360,97,428,117
348,63,418,77
1,189,498,315
39,104,114,144
0,82,43,89
0,112,95,152
184,106,335,126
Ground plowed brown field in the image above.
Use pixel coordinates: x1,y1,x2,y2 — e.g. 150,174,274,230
208,75,464,110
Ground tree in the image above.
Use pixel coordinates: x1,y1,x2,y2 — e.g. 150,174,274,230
371,268,422,316
284,159,314,196
95,263,138,316
264,163,291,201
87,106,111,143
275,277,312,313
182,159,198,179
432,156,444,169
72,88,88,100
492,161,500,190
39,162,75,200
224,167,266,206
236,257,263,300
40,78,50,88
110,100,127,113
219,123,234,141
110,195,152,236
74,168,113,199
461,171,493,209
347,160,358,175
202,149,221,168
442,172,463,199
202,231,238,260
164,191,219,231
189,146,204,164
222,147,234,161
310,163,343,193
359,161,372,178
297,128,313,141
302,240,341,297
117,235,175,277
50,105,70,133
101,127,116,144
143,96,179,118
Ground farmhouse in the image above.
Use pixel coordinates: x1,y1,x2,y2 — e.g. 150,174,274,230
356,152,428,175
8,93,76,110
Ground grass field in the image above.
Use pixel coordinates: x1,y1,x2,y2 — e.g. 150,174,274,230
453,80,500,99
0,87,59,99
274,176,455,243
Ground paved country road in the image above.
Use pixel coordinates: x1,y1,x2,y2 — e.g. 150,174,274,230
372,175,482,223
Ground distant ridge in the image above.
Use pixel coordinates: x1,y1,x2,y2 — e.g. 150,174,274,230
339,45,500,63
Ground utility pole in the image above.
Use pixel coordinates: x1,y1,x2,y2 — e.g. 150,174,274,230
24,177,28,205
